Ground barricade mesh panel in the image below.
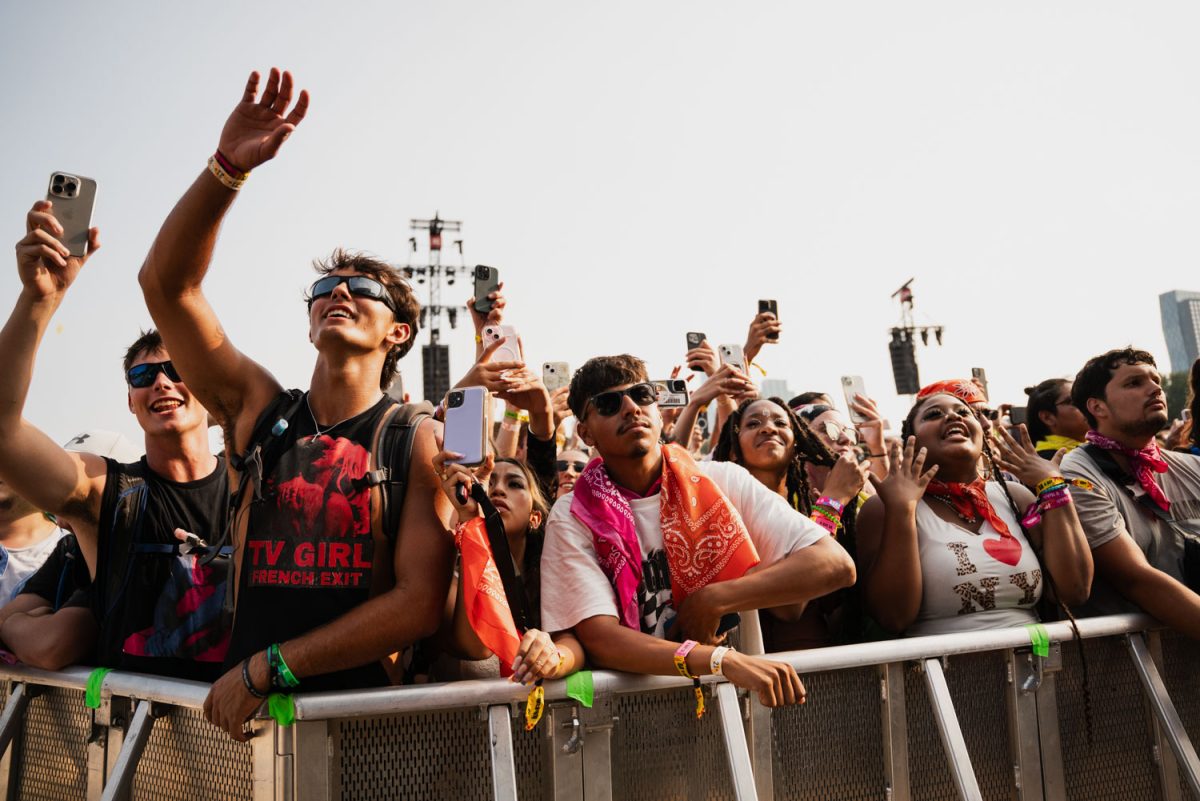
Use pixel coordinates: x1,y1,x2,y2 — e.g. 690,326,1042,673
1057,635,1161,801
512,710,546,801
611,686,735,801
904,652,1013,801
1160,631,1200,801
332,708,493,801
769,666,886,801
130,705,254,801
15,687,90,801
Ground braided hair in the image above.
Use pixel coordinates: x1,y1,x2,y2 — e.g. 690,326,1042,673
904,394,1094,743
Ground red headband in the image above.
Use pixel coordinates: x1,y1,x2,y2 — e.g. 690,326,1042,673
916,379,988,405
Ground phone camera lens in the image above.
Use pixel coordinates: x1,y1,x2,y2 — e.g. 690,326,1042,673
66,182,77,192
448,391,464,408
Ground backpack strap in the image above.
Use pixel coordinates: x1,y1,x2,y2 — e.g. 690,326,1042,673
96,463,150,620
361,401,435,545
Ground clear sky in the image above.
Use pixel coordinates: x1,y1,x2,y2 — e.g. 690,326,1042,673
3,1,1196,449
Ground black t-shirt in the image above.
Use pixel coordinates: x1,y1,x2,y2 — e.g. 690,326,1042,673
226,394,397,691
18,532,92,610
95,456,231,682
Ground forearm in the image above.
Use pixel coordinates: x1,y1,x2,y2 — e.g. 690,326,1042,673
495,417,519,459
0,291,59,432
0,594,50,636
698,540,854,616
548,632,586,678
1037,506,1093,606
575,617,716,677
669,398,703,445
139,169,237,300
2,609,96,670
1126,573,1200,640
864,503,924,632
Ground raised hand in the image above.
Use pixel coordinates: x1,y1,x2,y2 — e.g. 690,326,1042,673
16,200,100,303
874,437,938,508
692,364,755,406
996,424,1059,488
821,450,871,507
686,339,720,377
217,68,310,172
433,451,494,526
468,281,506,334
455,338,523,395
743,311,782,365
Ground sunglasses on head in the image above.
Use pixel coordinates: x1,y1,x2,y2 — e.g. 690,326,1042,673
127,360,182,388
556,460,587,473
586,382,657,417
308,274,397,314
817,420,859,443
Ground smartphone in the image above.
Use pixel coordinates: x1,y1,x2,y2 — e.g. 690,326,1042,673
482,324,521,363
686,332,707,371
841,375,868,425
652,379,689,408
543,361,570,393
971,367,989,399
1009,406,1028,426
443,386,490,466
758,300,779,342
46,172,97,258
473,265,501,314
718,344,745,368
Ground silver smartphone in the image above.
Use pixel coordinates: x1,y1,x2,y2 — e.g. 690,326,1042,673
718,343,745,368
46,171,97,257
841,375,868,425
652,379,689,408
443,386,491,466
543,362,570,393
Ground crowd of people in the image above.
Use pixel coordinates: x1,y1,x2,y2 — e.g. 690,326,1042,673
1,67,1199,741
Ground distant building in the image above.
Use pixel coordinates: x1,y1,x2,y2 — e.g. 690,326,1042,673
761,379,791,401
1159,290,1200,373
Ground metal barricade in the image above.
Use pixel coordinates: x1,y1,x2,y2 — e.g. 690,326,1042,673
0,613,1196,801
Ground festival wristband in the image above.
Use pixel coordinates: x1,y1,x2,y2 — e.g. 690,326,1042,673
504,409,520,421
710,646,732,677
809,512,839,534
207,154,248,191
673,640,706,719
815,496,845,513
1034,476,1066,495
268,644,301,691
213,149,248,179
242,657,268,699
1020,488,1075,528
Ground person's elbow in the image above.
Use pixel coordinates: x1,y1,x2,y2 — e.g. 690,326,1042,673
831,546,856,590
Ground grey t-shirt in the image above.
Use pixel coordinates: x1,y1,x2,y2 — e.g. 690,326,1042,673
1061,447,1200,615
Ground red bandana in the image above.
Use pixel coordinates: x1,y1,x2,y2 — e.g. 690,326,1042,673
925,478,1023,566
1085,431,1171,513
917,379,988,406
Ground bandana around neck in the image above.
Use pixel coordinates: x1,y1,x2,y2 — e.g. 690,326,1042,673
925,478,1023,566
1085,431,1171,512
570,443,760,630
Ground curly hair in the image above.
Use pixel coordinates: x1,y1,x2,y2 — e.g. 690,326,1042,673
1070,347,1157,429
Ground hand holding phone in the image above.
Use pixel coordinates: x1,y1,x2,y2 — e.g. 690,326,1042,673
758,300,780,342
841,376,868,425
542,362,570,393
443,387,491,466
718,344,746,369
45,172,98,258
482,324,522,364
473,265,501,314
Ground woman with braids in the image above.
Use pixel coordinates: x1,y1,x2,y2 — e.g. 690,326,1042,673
1024,378,1089,460
712,397,871,648
857,382,1093,636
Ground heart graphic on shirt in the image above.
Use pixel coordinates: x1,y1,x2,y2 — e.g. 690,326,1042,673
983,535,1022,566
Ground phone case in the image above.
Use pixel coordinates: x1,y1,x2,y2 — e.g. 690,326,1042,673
46,172,97,258
473,265,501,313
482,324,521,363
444,386,490,466
718,344,745,368
543,362,570,392
652,380,689,408
841,375,868,424
759,300,779,341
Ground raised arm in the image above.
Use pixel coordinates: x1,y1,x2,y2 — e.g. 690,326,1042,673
0,202,107,567
138,69,308,441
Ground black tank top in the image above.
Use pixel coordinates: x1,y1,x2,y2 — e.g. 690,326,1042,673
226,393,395,691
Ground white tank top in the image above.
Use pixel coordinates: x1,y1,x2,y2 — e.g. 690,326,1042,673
907,482,1042,637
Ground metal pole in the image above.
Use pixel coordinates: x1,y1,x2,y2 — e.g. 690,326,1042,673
0,683,28,759
99,700,155,801
487,705,519,801
1126,633,1200,799
715,683,759,801
879,662,911,801
921,658,983,801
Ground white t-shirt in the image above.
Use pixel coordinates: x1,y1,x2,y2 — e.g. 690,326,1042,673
0,526,65,604
907,483,1041,637
540,460,829,637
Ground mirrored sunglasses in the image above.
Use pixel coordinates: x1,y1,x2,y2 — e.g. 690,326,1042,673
308,274,397,313
127,360,182,388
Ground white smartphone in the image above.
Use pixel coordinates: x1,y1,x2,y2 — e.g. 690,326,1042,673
841,375,868,425
543,362,570,393
46,171,98,258
482,324,522,363
718,344,745,368
443,386,491,466
652,379,689,408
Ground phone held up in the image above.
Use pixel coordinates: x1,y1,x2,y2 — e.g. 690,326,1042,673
718,344,745,369
970,367,989,399
482,324,522,363
46,172,97,258
542,362,570,393
840,375,868,425
758,300,779,341
686,332,707,371
473,265,501,314
443,386,491,468
651,379,689,408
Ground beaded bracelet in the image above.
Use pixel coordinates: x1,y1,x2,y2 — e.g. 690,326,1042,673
674,640,705,719
242,657,268,699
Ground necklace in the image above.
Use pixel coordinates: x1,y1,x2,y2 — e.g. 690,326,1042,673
925,493,978,525
306,395,359,438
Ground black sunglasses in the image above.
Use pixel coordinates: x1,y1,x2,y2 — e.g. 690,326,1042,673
587,382,657,417
308,274,397,313
127,360,182,388
556,460,587,473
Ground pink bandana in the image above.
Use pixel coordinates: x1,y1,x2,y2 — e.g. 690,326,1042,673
1085,430,1171,512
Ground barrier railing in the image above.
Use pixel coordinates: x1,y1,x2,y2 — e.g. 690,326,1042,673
0,613,1196,801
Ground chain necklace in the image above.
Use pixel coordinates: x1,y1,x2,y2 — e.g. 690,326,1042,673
925,493,978,525
306,395,359,438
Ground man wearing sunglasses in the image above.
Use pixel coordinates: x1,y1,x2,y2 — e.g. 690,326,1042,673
538,355,856,709
137,68,454,740
0,202,232,682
